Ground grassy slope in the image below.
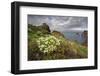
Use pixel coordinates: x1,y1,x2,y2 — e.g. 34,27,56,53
28,24,88,60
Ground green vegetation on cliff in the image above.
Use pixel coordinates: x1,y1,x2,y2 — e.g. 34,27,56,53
28,23,87,60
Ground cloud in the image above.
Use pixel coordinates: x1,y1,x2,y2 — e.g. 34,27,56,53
28,15,88,32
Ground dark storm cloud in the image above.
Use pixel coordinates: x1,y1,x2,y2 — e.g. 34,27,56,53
28,15,88,32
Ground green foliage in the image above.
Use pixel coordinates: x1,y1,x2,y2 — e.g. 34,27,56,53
28,23,88,60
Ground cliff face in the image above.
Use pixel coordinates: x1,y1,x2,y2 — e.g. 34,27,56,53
28,23,88,60
82,31,88,47
28,23,51,34
40,23,51,32
51,31,65,38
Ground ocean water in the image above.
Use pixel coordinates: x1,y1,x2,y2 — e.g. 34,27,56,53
62,31,86,44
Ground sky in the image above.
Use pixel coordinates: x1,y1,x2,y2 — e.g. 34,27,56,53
28,15,88,32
